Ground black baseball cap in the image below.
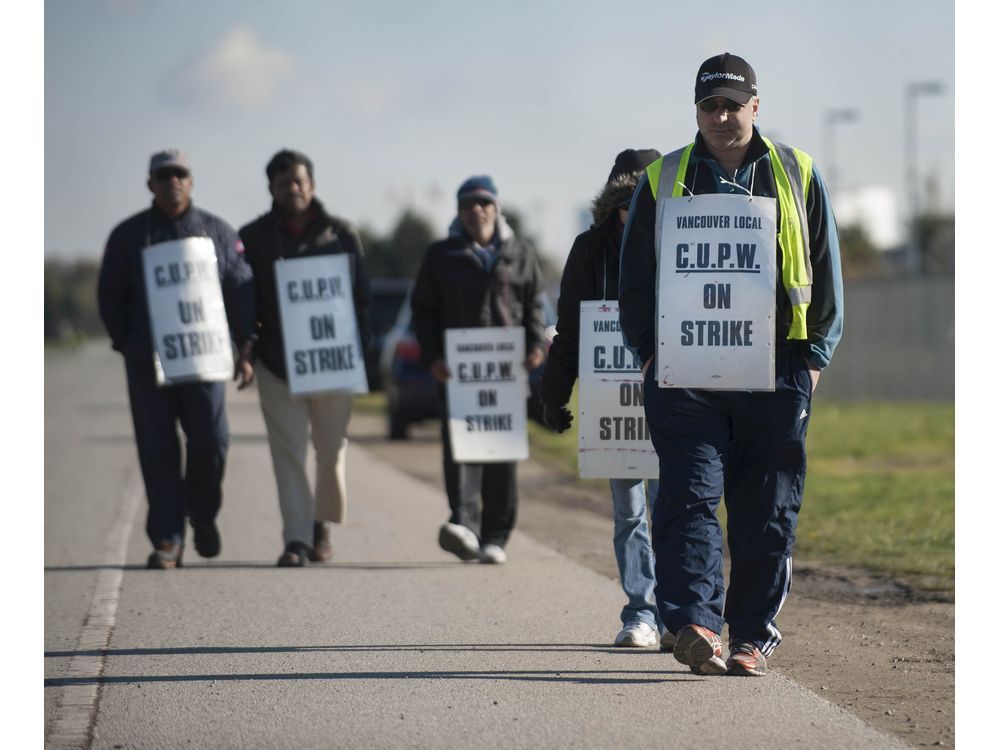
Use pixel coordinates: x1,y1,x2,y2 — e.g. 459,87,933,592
695,53,757,104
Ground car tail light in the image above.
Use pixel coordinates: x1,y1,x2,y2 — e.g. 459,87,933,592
395,337,421,361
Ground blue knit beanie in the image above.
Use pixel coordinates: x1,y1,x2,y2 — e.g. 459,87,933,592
456,175,499,206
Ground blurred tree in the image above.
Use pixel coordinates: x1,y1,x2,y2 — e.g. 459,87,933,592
388,209,435,280
360,208,436,281
356,225,389,277
503,205,557,286
837,223,884,281
916,213,955,276
44,260,103,341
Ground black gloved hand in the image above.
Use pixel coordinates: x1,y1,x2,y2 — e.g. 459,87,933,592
542,401,573,433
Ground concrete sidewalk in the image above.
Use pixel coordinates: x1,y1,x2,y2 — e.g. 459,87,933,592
44,345,907,749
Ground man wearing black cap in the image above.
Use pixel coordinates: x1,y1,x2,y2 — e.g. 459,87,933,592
411,175,546,564
619,54,844,675
541,148,669,648
97,149,256,569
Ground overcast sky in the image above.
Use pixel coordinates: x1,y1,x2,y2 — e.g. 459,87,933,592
43,0,954,266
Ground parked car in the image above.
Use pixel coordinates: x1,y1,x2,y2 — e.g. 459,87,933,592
379,290,557,440
364,278,411,391
378,290,440,439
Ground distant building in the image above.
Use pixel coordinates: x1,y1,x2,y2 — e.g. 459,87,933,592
831,185,904,251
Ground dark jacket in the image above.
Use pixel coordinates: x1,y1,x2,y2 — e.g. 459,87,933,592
238,198,371,381
97,201,255,364
619,128,844,370
410,217,545,369
540,173,638,406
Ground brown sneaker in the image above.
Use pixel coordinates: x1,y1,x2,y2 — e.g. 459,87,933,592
673,624,727,675
147,541,183,569
277,541,311,567
727,641,767,676
310,521,334,562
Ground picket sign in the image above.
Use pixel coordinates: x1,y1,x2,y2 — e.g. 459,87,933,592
578,301,659,479
655,193,777,390
275,254,368,396
445,327,528,462
142,237,231,386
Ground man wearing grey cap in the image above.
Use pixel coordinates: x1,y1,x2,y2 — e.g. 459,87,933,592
619,54,844,675
97,149,256,569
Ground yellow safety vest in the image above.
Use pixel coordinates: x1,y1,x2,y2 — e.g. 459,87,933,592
645,139,813,340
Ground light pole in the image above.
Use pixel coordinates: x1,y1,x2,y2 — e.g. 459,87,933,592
904,80,945,274
822,108,860,197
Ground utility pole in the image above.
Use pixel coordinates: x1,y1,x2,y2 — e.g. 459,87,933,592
822,108,859,197
904,81,945,275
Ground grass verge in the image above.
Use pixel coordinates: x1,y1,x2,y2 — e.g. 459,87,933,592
528,393,953,591
352,391,388,416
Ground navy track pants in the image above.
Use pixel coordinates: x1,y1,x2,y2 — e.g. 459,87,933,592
643,348,812,655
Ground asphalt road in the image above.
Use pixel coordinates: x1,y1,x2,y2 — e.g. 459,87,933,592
44,343,910,749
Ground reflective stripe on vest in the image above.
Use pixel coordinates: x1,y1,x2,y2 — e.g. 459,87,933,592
645,140,813,340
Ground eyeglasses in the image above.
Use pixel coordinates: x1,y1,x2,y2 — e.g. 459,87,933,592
154,168,190,181
698,98,744,113
459,197,494,210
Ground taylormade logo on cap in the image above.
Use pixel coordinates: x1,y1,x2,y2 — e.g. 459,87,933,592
700,71,746,83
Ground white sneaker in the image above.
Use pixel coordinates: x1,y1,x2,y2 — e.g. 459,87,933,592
438,523,480,561
478,544,507,564
614,621,659,648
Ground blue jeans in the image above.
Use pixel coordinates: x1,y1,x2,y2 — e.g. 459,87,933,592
610,478,661,630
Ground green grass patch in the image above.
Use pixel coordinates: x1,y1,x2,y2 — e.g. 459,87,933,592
797,401,953,589
529,395,954,591
352,391,388,415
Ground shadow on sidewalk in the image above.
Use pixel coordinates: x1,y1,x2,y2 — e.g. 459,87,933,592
46,643,670,658
45,667,690,688
44,561,459,572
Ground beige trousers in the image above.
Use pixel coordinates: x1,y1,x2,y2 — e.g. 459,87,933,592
256,364,352,545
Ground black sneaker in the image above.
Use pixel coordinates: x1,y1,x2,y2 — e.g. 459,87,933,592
277,541,312,567
147,541,183,569
192,522,221,558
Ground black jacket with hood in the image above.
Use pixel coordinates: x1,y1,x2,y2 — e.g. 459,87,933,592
238,198,371,380
540,171,642,406
410,216,545,370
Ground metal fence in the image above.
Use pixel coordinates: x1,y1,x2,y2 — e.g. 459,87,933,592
818,276,954,401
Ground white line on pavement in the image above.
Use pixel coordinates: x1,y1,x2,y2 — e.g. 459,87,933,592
46,468,143,750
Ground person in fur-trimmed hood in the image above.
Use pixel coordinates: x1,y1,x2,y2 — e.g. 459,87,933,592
541,149,661,406
540,148,669,650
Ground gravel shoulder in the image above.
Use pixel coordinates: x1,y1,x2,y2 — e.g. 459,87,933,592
349,413,955,749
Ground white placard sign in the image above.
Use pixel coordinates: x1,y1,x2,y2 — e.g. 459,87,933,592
142,237,232,386
275,254,368,395
578,301,659,479
656,193,778,390
445,327,528,463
